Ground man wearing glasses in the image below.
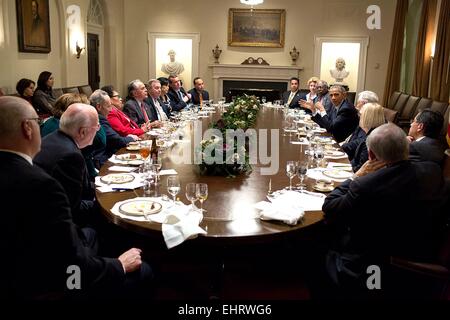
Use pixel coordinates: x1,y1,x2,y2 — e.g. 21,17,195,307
34,103,100,227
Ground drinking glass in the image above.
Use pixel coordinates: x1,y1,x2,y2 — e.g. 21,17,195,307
315,145,325,167
196,183,208,212
139,140,152,162
296,161,308,190
286,161,296,190
167,175,180,205
185,183,198,211
151,157,162,185
261,96,267,104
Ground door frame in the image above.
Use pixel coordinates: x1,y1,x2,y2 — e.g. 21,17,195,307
87,23,104,88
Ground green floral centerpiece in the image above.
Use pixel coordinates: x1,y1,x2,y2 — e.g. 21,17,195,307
197,95,261,177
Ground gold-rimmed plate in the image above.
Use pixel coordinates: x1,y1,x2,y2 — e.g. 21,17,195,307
322,170,353,180
100,173,135,184
118,200,162,216
313,183,335,192
116,153,142,161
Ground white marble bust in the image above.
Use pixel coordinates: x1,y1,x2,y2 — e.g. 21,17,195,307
330,57,349,83
161,49,185,76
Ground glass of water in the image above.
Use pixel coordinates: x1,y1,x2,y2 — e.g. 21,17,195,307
167,175,180,205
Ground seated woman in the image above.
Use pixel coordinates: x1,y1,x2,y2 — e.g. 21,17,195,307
101,85,147,137
40,93,89,137
157,77,172,112
351,103,386,172
32,71,56,118
16,78,35,104
305,77,319,104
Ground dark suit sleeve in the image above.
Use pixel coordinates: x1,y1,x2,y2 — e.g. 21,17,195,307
123,102,140,125
322,179,359,223
168,91,187,111
102,119,134,152
312,104,358,142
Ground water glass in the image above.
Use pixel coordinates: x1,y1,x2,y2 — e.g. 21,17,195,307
286,161,296,190
167,176,180,205
296,161,308,190
196,183,208,212
185,183,198,211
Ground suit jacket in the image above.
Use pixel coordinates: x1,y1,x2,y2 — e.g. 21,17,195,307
32,88,55,116
282,90,311,114
145,96,171,120
312,99,359,143
317,93,334,113
34,130,93,224
123,98,154,126
409,136,445,166
107,107,145,137
323,160,447,277
0,151,124,299
168,87,190,111
188,88,210,105
96,114,134,165
342,126,366,161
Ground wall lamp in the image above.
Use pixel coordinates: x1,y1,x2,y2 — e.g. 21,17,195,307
75,41,85,59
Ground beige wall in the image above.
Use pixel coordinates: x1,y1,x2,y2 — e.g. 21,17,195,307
122,0,396,99
1,0,396,100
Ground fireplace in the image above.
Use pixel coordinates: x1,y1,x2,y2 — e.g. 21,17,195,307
208,64,303,102
223,80,287,103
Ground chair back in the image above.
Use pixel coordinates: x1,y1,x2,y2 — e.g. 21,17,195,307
62,87,80,94
413,97,432,117
52,88,64,99
399,95,420,120
387,91,401,109
383,107,398,123
78,85,93,98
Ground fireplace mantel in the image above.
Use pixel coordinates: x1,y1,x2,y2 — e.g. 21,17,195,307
208,64,303,101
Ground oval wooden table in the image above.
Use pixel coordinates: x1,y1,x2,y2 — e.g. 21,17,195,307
96,107,349,246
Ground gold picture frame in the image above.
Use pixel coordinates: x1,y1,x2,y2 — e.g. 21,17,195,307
228,8,285,48
16,0,51,53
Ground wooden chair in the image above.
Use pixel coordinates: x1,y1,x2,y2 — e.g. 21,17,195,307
413,97,432,118
430,101,449,115
62,87,80,94
387,91,402,109
78,85,93,97
397,95,420,128
392,93,409,115
383,107,399,123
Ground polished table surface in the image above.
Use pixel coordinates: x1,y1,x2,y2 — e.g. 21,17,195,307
96,107,349,244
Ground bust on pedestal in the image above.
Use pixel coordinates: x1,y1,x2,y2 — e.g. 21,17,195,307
330,57,349,84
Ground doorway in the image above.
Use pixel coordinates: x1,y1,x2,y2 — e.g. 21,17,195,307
87,33,100,90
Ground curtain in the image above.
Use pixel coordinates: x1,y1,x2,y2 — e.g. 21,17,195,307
382,0,409,106
412,0,437,97
430,0,450,102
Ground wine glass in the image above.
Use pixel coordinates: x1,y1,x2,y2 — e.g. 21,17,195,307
286,161,296,190
261,96,267,104
167,176,180,205
185,183,198,211
196,183,208,212
151,157,162,185
296,161,308,190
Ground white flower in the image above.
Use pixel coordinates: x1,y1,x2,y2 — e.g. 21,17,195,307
248,113,253,119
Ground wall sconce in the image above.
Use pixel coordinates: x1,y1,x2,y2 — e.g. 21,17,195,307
75,41,84,59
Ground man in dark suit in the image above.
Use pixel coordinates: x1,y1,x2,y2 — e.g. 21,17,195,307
282,77,306,110
0,96,151,299
34,103,99,226
302,85,359,142
188,77,210,106
123,79,160,128
145,79,170,120
168,75,191,111
90,90,139,166
315,80,333,113
408,109,445,166
319,123,447,298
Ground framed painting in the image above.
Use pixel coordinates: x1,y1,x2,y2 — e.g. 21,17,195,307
16,0,51,53
228,8,285,48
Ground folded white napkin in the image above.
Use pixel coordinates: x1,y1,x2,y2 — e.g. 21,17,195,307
95,172,144,193
254,191,306,225
159,169,178,175
110,197,206,249
108,165,136,172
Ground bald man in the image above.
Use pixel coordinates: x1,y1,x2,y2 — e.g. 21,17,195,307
34,103,99,226
0,97,151,299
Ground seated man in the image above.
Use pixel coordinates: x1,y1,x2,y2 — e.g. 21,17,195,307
315,80,333,113
123,79,160,128
168,75,191,111
102,85,148,137
302,85,359,142
408,109,446,166
321,123,446,298
282,77,305,110
90,90,138,165
145,79,170,121
355,90,379,113
0,96,152,299
188,77,210,106
34,103,99,226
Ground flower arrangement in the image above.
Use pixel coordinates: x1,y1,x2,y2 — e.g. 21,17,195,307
198,95,261,177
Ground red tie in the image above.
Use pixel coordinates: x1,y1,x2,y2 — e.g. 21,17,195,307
140,103,149,123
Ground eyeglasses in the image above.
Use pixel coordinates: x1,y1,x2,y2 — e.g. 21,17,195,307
25,117,44,126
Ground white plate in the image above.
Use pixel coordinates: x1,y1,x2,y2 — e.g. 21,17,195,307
118,200,162,216
325,150,345,157
126,145,140,151
313,184,335,192
313,128,327,133
116,153,142,161
322,170,353,179
100,173,135,184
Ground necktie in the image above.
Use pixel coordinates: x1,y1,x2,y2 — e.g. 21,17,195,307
287,92,295,105
178,90,183,101
199,93,203,108
140,102,149,123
